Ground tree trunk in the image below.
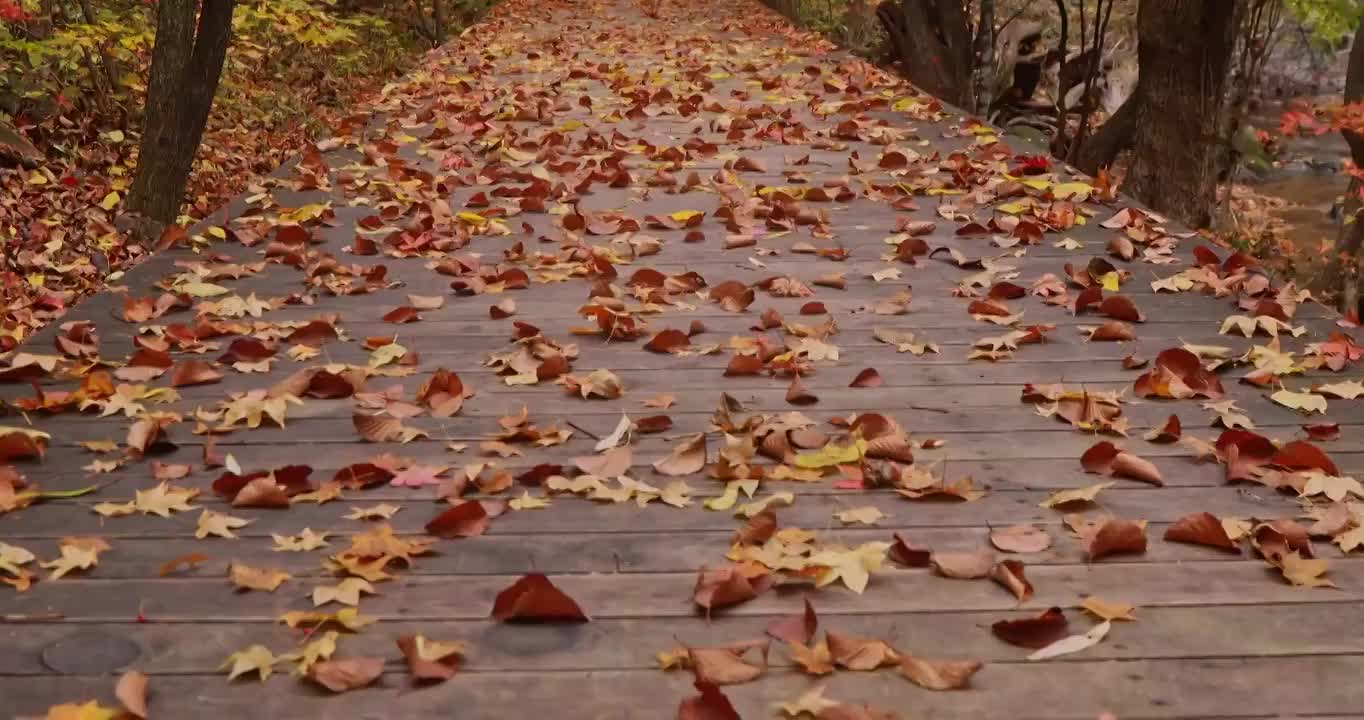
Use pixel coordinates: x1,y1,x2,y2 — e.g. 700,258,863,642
125,0,236,237
1337,20,1364,318
432,0,445,41
1120,0,1243,229
876,0,974,109
972,0,996,114
1074,92,1136,173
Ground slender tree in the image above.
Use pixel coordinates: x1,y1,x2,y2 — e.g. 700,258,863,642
1334,19,1364,316
124,0,236,241
1077,0,1244,228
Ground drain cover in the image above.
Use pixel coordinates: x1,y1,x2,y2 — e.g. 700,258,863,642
41,631,141,674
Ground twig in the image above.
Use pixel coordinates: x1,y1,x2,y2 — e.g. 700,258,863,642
1,612,64,623
566,421,600,440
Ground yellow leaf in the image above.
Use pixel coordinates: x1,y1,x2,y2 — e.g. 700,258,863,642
1040,482,1114,509
99,191,120,210
1100,272,1121,291
229,562,290,591
176,281,230,298
835,506,885,525
794,439,867,469
704,479,758,511
41,537,109,579
509,490,551,510
670,210,704,223
1080,596,1138,622
197,509,252,539
272,528,331,552
281,631,338,673
891,97,921,112
207,226,227,239
45,701,120,720
27,170,48,185
221,644,279,681
806,542,890,594
1051,182,1094,201
312,578,375,607
735,491,794,518
1270,389,1328,414
457,211,488,226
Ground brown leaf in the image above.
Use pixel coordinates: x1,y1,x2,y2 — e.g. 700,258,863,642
849,368,882,388
1144,414,1182,443
826,630,899,670
689,641,769,685
490,573,588,622
676,680,741,720
734,509,777,546
1164,512,1240,553
654,433,707,476
1087,519,1148,561
989,525,1051,553
1080,441,1163,486
115,671,149,718
645,328,691,354
171,360,223,387
395,634,466,682
991,607,1068,648
990,559,1033,602
694,564,770,614
898,656,983,690
766,598,817,645
931,550,995,579
887,532,931,567
787,641,835,675
785,375,818,405
307,657,384,692
425,501,492,538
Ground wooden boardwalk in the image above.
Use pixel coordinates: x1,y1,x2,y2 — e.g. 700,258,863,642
4,0,1364,717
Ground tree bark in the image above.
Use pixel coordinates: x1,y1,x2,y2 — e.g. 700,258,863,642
1074,92,1136,173
972,0,996,113
1337,20,1364,318
1118,0,1243,229
125,0,236,235
876,0,974,109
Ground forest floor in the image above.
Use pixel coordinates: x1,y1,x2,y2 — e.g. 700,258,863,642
4,0,1364,717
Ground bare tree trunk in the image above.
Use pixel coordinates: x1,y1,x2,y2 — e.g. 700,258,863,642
432,0,446,41
876,0,975,108
125,0,236,238
1116,0,1243,228
1337,20,1364,318
1074,92,1136,173
972,0,997,114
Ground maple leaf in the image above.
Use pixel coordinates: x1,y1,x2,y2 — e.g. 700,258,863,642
131,482,199,517
272,528,331,551
835,506,884,525
221,644,279,681
229,562,290,592
281,607,376,632
196,510,252,539
313,577,377,607
41,537,110,579
281,631,339,674
806,542,890,594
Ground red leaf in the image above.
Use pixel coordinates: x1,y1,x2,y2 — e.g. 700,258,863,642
425,501,492,538
490,573,589,622
765,598,818,644
991,607,1068,648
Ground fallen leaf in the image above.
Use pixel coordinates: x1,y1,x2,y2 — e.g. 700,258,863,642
1027,621,1111,661
491,573,589,622
992,607,1068,648
307,657,384,692
989,525,1051,553
898,655,983,690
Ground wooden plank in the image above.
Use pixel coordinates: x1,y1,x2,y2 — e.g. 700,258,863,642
0,485,1305,537
1,520,1315,579
5,603,1363,676
4,657,1364,719
5,559,1362,621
